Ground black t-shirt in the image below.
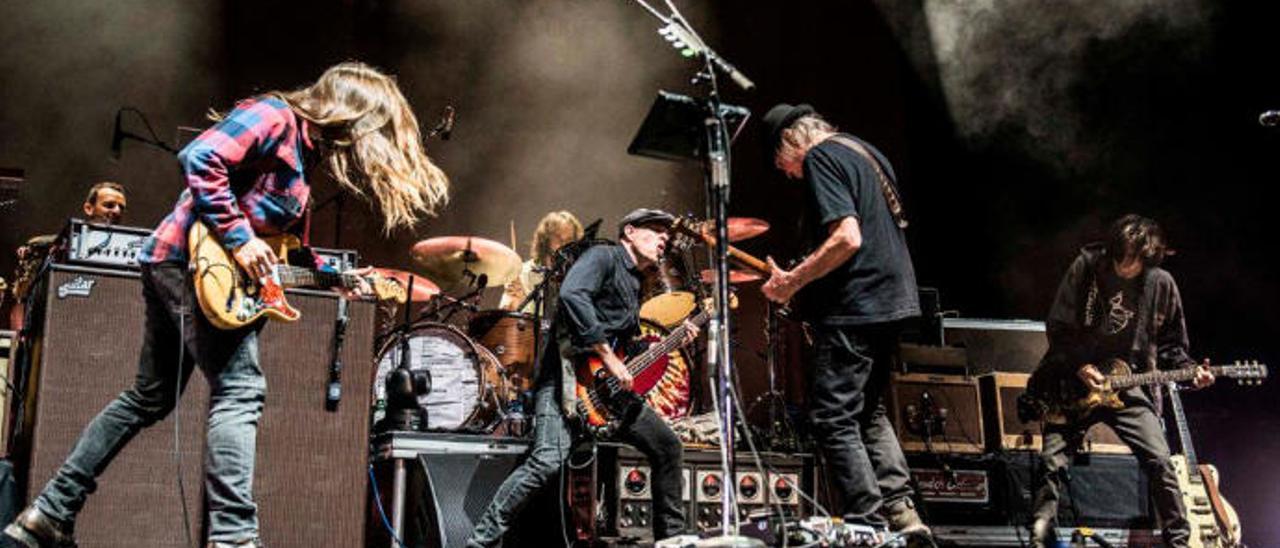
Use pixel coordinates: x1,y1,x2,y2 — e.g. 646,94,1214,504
793,135,920,325
1089,268,1142,364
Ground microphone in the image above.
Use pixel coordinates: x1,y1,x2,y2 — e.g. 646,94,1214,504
110,109,125,159
1260,110,1280,128
439,106,455,140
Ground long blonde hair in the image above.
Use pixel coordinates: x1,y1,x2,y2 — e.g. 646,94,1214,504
274,62,449,232
531,211,583,266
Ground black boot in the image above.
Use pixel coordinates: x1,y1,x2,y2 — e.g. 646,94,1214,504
3,506,77,548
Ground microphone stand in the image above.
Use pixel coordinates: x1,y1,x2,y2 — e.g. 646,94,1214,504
633,1,758,543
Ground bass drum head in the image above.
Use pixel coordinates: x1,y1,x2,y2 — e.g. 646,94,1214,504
636,319,693,421
372,323,508,431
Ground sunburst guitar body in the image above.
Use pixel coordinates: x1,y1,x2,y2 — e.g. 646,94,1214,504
188,221,404,330
574,308,707,436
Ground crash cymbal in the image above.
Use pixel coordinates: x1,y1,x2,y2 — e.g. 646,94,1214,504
411,236,522,290
699,268,763,285
697,217,770,242
368,268,440,302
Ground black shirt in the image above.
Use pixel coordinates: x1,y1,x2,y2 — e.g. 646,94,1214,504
557,243,643,355
1090,268,1142,364
793,134,921,325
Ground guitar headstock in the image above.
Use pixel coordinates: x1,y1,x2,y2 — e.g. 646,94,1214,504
1226,360,1268,385
369,274,408,304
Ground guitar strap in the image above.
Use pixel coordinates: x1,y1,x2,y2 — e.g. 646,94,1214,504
826,135,909,229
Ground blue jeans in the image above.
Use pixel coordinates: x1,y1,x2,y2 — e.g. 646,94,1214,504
806,323,913,527
468,382,685,547
34,263,266,542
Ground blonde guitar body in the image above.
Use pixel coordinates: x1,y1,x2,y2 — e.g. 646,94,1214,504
1171,455,1241,547
189,222,301,330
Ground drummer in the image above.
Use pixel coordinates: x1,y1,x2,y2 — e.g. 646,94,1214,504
498,210,583,314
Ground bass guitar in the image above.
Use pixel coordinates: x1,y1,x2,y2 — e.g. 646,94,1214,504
188,221,405,330
574,306,709,435
1027,359,1267,424
1167,382,1243,547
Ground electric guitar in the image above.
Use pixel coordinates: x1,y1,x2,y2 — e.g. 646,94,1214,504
188,221,405,330
1167,382,1243,547
574,306,709,435
1027,359,1267,424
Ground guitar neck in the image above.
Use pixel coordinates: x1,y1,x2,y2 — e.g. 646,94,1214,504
1166,382,1201,475
278,265,354,290
625,309,710,375
672,220,770,275
1109,365,1233,390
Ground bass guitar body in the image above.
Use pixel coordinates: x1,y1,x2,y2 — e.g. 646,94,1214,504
189,222,300,330
1171,455,1242,547
574,334,674,431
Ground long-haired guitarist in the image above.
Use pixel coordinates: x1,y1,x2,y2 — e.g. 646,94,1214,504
467,208,695,547
1026,214,1213,548
5,62,449,548
758,104,929,540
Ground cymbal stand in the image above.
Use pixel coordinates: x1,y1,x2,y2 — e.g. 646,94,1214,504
748,301,798,452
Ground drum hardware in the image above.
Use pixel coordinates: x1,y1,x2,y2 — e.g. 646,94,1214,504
746,301,800,453
375,275,433,434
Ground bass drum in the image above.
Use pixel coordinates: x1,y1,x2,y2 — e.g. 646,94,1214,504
372,323,510,431
636,319,694,422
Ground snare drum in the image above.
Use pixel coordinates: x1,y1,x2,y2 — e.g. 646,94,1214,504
372,323,510,431
469,310,537,392
639,255,697,328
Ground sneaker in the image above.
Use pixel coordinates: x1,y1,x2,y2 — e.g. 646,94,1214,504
3,506,77,548
882,498,931,538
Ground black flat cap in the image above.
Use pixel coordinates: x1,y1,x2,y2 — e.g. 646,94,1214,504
761,103,815,152
617,208,675,238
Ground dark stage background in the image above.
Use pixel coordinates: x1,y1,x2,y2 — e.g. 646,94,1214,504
2,1,1277,544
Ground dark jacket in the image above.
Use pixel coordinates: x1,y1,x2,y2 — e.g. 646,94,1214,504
1033,243,1195,409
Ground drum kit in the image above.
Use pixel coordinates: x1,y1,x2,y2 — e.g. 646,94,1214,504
371,217,772,435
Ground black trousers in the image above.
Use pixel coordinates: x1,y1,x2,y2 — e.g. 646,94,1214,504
468,383,685,546
805,323,914,527
1032,403,1190,547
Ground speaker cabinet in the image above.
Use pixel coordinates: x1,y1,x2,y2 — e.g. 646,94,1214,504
978,372,1131,454
254,287,376,547
14,265,376,546
17,266,208,546
1,329,16,457
889,373,985,454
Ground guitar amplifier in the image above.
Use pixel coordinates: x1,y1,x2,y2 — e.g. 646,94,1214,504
567,442,815,543
62,219,152,270
12,265,378,546
942,318,1048,374
978,372,1131,454
889,373,985,454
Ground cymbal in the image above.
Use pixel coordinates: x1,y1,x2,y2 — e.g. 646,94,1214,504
369,268,440,302
411,236,522,290
699,268,763,285
699,217,770,242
